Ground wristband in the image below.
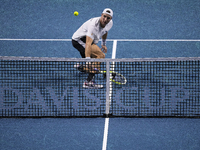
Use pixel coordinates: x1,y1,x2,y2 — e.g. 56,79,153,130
101,39,106,46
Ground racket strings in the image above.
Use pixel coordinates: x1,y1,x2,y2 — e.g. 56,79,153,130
111,73,126,84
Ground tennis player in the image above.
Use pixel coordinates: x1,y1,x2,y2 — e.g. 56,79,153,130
72,8,113,88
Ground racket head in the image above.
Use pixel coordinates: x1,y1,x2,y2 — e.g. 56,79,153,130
99,70,127,84
110,71,127,85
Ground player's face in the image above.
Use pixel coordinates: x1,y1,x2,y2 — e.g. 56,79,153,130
100,13,112,28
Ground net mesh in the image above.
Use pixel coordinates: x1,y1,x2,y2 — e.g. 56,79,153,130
0,58,106,117
0,56,200,118
111,60,200,117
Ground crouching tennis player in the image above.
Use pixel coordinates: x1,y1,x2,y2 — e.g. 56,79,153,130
72,8,113,88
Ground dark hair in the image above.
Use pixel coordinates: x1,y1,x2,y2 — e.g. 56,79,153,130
106,10,111,13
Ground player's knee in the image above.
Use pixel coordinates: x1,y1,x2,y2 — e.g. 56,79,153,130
100,53,105,58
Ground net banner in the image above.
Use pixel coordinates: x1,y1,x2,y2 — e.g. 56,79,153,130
111,60,200,117
0,56,200,117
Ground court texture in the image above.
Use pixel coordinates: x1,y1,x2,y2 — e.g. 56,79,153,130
1,0,200,150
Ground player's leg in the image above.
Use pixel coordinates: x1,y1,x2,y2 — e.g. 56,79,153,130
84,44,104,88
72,40,87,72
72,40,103,88
88,44,105,58
88,44,105,70
85,44,104,80
72,40,85,58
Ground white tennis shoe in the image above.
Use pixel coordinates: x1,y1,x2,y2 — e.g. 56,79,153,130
83,80,103,89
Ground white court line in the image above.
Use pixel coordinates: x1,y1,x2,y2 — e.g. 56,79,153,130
102,40,117,150
102,118,109,150
0,39,72,41
107,39,200,41
1,38,200,41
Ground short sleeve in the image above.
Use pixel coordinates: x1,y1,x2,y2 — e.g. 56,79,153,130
86,24,95,40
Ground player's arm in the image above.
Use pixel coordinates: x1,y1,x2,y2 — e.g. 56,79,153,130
102,32,108,39
101,32,108,53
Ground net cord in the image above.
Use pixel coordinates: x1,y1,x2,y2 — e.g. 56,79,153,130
1,56,200,62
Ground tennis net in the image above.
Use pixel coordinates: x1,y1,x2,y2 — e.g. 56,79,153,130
0,56,200,118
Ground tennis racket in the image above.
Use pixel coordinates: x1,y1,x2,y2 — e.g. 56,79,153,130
75,63,127,85
96,70,127,85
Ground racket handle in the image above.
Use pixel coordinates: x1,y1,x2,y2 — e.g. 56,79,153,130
94,68,101,74
103,73,106,79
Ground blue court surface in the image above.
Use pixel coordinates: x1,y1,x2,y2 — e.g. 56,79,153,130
1,0,200,150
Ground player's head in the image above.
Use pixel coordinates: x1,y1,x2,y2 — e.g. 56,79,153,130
100,8,113,28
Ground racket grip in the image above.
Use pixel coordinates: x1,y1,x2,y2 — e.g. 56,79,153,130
103,73,106,79
94,68,101,74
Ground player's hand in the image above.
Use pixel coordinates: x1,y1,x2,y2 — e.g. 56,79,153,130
101,45,107,53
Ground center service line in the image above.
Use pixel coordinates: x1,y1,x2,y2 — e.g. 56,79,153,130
102,40,117,150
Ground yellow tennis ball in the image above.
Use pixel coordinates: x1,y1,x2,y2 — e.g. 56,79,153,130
74,11,79,16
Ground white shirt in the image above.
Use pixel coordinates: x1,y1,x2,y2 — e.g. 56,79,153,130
72,17,113,47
